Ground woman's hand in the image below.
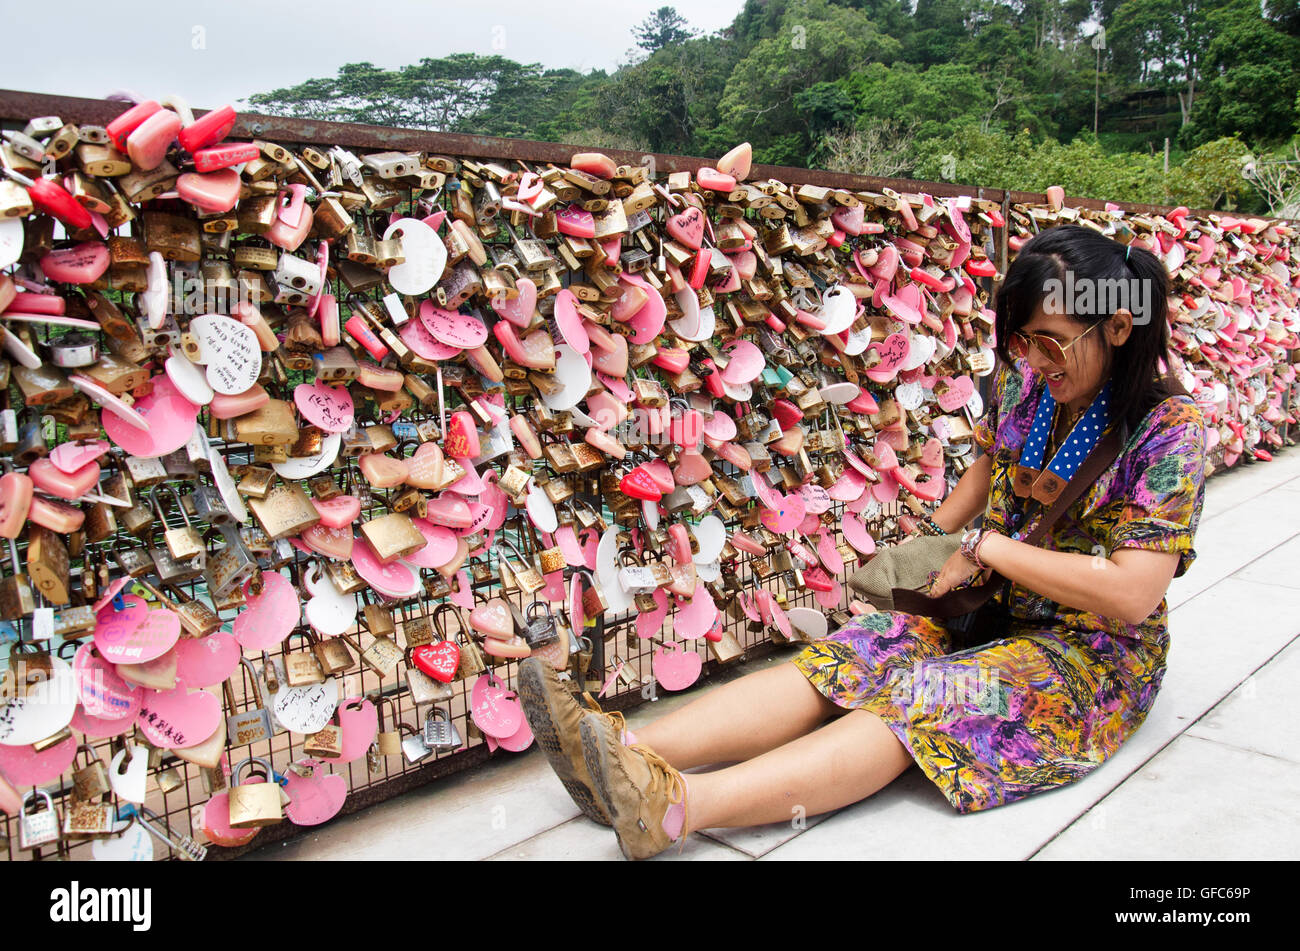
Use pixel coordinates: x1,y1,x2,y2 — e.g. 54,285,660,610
927,548,988,597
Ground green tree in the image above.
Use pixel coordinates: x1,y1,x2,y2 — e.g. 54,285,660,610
1167,136,1253,208
714,0,902,165
633,6,698,53
1183,0,1300,147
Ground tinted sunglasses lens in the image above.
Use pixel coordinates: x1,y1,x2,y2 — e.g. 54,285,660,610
1008,333,1028,359
1035,336,1067,366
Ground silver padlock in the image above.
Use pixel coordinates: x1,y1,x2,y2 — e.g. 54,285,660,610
400,724,433,764
132,806,207,861
191,484,232,526
523,600,559,648
422,707,462,750
18,789,60,850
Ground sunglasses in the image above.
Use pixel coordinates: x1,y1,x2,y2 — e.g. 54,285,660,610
1008,321,1100,367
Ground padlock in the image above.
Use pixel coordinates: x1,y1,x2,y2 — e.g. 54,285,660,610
399,723,433,764
248,481,321,539
284,631,326,687
150,483,205,565
374,698,403,756
25,524,69,605
18,789,60,850
227,756,283,828
405,645,455,705
225,657,275,745
422,707,462,750
0,537,36,621
201,523,259,602
617,548,658,594
303,718,343,759
73,743,112,801
62,796,115,838
498,537,544,594
523,600,559,648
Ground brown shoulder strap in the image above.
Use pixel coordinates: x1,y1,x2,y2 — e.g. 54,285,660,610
1019,430,1122,546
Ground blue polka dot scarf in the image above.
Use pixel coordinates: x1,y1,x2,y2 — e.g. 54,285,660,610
1012,380,1113,504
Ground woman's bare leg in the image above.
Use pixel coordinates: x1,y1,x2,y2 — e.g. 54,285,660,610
632,662,841,770
681,709,912,831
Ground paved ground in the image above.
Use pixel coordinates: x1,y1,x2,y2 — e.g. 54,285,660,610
249,447,1300,861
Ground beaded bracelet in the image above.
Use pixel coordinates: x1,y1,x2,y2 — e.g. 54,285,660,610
921,514,948,536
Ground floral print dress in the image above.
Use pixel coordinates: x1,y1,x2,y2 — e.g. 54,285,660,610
793,357,1207,813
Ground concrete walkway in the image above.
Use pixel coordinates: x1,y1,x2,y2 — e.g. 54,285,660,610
251,448,1300,861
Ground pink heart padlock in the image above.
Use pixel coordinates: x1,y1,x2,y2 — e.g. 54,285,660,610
232,572,299,651
295,380,355,433
283,760,348,827
470,673,524,739
136,685,222,749
674,583,718,639
173,632,241,689
94,595,177,665
652,642,703,691
73,643,141,721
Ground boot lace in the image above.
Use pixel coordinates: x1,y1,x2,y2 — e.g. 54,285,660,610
628,743,689,854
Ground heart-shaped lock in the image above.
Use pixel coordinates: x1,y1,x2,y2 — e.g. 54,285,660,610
759,491,806,534
590,332,629,377
652,642,703,691
937,375,977,413
384,217,445,295
401,316,462,361
411,641,460,683
185,314,263,395
300,522,354,561
490,277,538,327
101,374,200,458
73,643,141,721
422,305,489,349
232,572,299,651
666,206,704,249
312,495,362,529
95,596,180,665
351,538,420,598
177,167,241,213
335,697,378,763
272,678,339,735
173,632,241,689
553,289,590,354
303,562,357,638
49,438,111,474
443,411,480,459
635,587,670,639
0,735,77,785
295,380,355,433
674,582,719,639
283,759,348,826
470,673,523,739
203,791,261,849
469,598,513,639
136,685,222,749
620,466,663,502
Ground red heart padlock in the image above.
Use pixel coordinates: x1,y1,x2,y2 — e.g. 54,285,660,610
619,466,663,502
443,411,480,459
411,641,461,684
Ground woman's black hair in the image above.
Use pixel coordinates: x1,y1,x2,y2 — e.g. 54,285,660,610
993,223,1185,437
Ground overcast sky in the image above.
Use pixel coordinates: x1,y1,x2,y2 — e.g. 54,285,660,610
0,1,742,112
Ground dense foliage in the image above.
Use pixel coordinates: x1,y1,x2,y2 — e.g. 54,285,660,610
247,0,1300,213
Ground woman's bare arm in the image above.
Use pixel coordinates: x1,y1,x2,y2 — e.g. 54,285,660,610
928,453,991,534
977,534,1181,625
